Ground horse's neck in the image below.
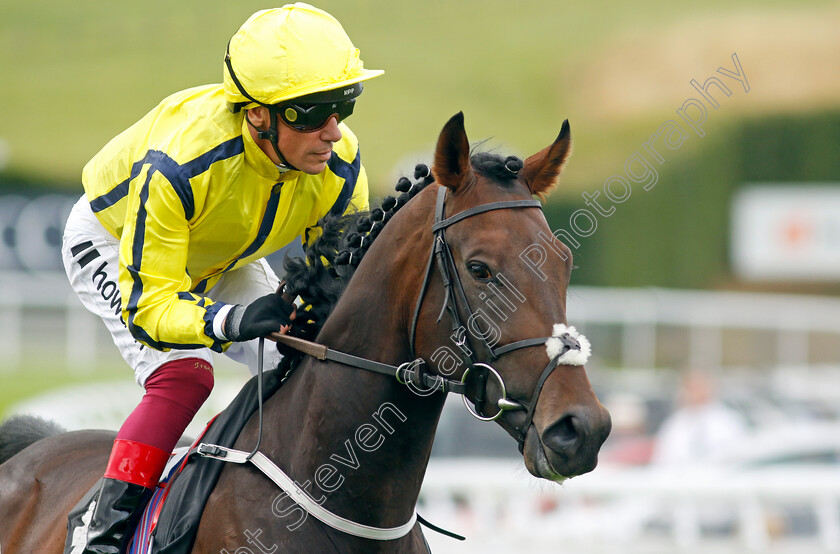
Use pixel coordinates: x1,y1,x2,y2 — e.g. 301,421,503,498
280,357,445,525
263,213,445,527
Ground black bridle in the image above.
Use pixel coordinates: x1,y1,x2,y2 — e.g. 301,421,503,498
407,186,582,450
273,185,584,452
200,183,590,544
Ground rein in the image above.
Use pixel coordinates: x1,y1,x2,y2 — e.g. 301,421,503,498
271,333,467,395
195,185,588,543
274,186,588,447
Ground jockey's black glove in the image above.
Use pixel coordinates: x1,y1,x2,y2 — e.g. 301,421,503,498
224,293,296,342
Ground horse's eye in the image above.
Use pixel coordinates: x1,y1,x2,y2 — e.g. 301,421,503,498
467,261,493,281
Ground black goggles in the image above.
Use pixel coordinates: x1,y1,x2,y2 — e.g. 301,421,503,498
273,99,356,132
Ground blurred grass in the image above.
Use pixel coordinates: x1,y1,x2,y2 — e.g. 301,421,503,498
0,365,122,419
1,0,835,195
0,360,249,421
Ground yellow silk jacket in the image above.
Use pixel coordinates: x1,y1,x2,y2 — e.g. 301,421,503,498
82,84,369,352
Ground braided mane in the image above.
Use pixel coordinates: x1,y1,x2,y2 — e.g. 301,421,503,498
275,151,525,375
275,164,435,374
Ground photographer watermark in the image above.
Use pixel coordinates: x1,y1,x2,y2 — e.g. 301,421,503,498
521,52,750,279
219,400,408,552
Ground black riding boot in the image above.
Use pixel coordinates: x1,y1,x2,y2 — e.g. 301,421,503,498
64,477,154,554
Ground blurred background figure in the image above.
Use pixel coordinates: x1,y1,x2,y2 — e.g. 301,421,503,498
651,369,750,466
599,391,655,465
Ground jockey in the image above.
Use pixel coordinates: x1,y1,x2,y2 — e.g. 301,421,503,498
61,4,382,553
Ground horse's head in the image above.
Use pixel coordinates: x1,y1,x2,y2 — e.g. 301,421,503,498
411,112,611,481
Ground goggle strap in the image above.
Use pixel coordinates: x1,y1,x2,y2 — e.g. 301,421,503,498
268,112,298,172
243,108,298,172
225,41,269,110
243,112,275,141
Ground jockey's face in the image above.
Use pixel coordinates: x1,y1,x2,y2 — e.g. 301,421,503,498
247,107,343,175
276,113,343,174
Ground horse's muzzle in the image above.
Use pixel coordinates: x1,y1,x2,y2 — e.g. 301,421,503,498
524,403,612,480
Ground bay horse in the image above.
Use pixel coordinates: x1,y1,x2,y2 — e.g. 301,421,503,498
0,112,611,553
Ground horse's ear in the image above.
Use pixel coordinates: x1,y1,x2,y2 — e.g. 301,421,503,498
522,119,572,199
432,112,474,192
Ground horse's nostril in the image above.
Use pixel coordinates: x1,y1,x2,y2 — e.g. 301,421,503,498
543,414,581,452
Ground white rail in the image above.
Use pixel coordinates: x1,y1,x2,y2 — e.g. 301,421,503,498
0,271,103,371
420,459,840,554
1,274,839,371
566,286,840,370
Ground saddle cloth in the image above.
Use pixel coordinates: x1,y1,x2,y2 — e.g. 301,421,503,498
127,447,189,554
124,368,283,554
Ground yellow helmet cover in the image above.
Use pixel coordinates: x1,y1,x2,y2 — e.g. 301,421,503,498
224,3,383,108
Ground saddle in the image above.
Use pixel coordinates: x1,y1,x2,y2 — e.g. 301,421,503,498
127,368,283,554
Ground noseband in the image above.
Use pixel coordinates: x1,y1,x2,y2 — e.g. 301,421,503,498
407,186,584,451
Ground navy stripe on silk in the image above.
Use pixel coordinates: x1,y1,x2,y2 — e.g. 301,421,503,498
143,151,194,219
172,136,244,218
90,179,131,213
124,169,215,352
97,136,244,352
90,157,150,213
181,136,244,177
215,191,282,276
88,136,244,218
193,278,209,294
327,148,361,216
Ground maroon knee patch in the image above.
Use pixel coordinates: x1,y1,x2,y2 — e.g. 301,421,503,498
117,358,214,453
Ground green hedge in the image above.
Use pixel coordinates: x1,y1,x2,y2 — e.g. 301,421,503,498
543,110,840,288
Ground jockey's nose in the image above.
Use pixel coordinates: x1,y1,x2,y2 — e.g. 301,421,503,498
320,115,342,142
